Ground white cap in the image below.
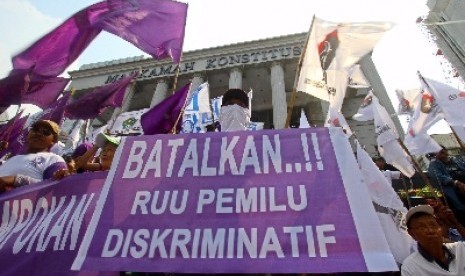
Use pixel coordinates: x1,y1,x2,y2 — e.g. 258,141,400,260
406,205,435,226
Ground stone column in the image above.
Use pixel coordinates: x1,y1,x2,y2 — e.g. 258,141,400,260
270,62,287,129
190,74,204,92
229,68,242,89
150,78,169,107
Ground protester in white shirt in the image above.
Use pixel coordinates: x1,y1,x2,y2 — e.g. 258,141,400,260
401,205,465,275
0,120,67,192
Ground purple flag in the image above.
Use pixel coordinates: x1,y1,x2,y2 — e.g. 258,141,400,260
0,110,24,141
0,115,29,158
11,2,108,77
37,93,71,124
140,83,189,134
0,69,70,109
100,0,188,63
65,75,134,120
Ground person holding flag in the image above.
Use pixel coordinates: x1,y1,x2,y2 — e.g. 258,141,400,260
0,120,67,192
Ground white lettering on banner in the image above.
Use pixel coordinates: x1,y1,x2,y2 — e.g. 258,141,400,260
100,224,336,259
122,133,325,179
129,185,307,215
0,194,95,254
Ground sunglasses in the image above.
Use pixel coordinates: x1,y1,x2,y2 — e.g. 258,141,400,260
29,126,54,136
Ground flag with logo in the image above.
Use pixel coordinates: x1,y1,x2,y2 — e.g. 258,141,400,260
407,74,444,136
395,88,420,115
352,89,374,121
182,82,212,133
419,74,465,127
109,108,148,135
297,17,393,108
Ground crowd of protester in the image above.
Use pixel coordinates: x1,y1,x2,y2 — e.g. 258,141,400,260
0,89,464,275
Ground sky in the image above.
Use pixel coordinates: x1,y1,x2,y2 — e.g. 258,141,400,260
0,0,450,133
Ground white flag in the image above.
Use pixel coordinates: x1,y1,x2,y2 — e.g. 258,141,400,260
85,124,107,144
405,73,445,137
352,89,374,121
395,88,420,115
109,108,147,135
356,142,414,264
372,95,399,145
297,17,393,104
348,64,370,89
299,109,311,128
185,82,211,113
421,75,465,126
325,106,353,137
403,131,442,156
379,139,415,178
210,96,222,122
248,89,253,111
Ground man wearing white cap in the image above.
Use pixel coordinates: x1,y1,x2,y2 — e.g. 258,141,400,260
401,205,465,275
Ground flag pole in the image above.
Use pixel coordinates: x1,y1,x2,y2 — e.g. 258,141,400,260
285,15,315,128
397,138,440,201
170,81,192,134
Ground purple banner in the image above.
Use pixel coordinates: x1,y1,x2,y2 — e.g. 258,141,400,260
75,128,395,273
0,172,115,275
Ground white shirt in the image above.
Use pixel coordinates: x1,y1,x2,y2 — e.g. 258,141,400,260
383,170,401,186
401,242,465,275
0,152,66,184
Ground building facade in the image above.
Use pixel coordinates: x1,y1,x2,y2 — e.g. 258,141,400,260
427,0,465,80
68,33,398,156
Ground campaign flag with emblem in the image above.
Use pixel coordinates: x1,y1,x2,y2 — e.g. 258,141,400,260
65,75,135,120
141,83,190,135
109,108,148,135
352,89,374,121
182,82,212,133
297,17,393,109
419,74,465,127
395,88,420,115
407,74,444,137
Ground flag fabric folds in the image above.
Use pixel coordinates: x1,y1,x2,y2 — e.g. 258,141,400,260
297,17,393,106
356,142,414,264
182,82,213,133
0,70,69,109
141,83,190,135
35,93,71,125
12,2,107,78
352,89,374,121
0,114,29,158
101,0,188,64
403,131,441,156
0,111,24,142
372,95,415,177
420,75,465,127
65,75,134,120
